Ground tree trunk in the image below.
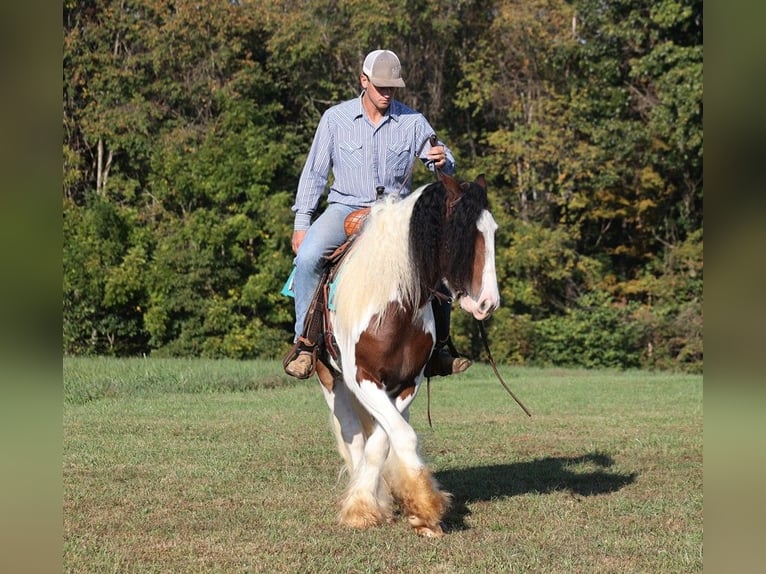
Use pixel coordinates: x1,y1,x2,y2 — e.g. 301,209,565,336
96,138,113,194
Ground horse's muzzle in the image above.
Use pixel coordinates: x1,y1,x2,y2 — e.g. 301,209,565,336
460,292,499,320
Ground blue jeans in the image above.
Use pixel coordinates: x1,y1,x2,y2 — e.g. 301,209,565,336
293,203,359,342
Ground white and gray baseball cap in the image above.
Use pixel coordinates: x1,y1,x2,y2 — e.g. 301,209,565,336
362,50,406,88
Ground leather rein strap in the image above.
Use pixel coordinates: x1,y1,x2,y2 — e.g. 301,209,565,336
478,320,532,417
426,321,532,428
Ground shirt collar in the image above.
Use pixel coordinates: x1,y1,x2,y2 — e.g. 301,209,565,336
354,92,400,122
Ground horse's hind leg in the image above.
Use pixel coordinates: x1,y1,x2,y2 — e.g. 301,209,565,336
320,378,366,476
353,382,451,537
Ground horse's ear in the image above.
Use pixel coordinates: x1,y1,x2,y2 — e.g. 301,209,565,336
439,171,463,201
475,174,487,191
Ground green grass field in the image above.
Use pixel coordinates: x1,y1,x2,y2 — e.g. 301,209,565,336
63,358,702,573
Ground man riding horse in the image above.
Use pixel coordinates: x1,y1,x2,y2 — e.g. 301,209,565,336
284,49,470,380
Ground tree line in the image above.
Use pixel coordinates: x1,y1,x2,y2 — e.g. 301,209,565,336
63,0,703,372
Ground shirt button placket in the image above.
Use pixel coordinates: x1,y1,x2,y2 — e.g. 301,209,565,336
370,128,381,197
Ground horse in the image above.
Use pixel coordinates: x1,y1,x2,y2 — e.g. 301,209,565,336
314,172,500,537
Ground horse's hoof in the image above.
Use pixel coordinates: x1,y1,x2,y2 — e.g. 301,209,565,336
340,497,385,529
408,515,445,537
342,514,382,529
413,523,445,538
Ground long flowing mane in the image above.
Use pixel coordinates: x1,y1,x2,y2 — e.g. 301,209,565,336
409,179,490,294
332,190,423,334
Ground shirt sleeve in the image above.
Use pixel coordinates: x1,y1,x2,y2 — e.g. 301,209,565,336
435,140,456,175
292,112,334,231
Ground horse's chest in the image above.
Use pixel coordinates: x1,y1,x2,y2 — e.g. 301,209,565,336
353,303,433,393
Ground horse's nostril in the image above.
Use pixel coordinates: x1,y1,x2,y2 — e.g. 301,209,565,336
479,299,498,317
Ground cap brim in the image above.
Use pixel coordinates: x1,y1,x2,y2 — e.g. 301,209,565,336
370,77,405,88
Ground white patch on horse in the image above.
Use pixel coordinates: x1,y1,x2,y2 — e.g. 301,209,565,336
457,209,500,320
332,189,423,347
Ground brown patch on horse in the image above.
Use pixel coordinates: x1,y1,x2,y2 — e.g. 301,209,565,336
354,302,433,396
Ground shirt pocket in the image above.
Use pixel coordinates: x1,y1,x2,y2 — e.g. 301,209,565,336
339,140,364,169
385,140,412,179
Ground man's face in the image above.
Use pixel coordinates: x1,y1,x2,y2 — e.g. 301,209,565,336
361,74,397,109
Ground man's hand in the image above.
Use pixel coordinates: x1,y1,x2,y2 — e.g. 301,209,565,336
426,145,448,169
291,230,307,254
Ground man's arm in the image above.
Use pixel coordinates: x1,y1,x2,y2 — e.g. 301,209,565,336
292,113,334,231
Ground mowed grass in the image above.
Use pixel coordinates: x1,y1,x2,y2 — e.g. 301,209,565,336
63,358,702,573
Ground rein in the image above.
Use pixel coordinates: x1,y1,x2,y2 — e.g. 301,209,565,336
416,141,530,422
426,321,532,428
477,320,532,417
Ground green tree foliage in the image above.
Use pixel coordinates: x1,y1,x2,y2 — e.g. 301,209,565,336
64,0,299,357
63,195,149,354
64,0,702,371
451,0,702,371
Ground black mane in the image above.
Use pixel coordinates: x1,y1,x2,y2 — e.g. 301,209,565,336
409,179,490,294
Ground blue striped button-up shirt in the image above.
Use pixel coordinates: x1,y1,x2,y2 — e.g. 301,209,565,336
292,94,456,231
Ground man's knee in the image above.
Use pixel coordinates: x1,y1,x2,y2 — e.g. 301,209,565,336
295,244,325,274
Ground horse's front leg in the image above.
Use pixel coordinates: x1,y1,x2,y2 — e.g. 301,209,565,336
352,380,451,537
317,363,366,476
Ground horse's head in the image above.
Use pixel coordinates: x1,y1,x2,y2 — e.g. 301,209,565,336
439,173,500,321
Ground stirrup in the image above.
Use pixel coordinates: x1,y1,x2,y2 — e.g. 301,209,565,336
283,340,317,379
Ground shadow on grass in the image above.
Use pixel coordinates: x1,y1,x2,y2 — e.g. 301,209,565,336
436,452,637,531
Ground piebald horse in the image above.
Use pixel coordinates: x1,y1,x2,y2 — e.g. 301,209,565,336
315,173,500,537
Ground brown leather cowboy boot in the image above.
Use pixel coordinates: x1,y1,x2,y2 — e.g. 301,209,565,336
284,350,314,379
283,266,330,380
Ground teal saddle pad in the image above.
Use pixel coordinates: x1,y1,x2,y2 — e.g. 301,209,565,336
281,267,296,298
281,266,340,311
